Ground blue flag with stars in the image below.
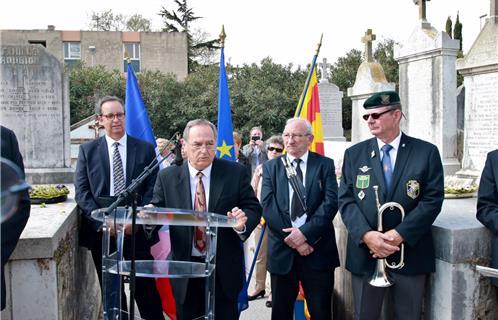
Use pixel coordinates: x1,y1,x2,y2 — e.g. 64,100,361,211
215,47,236,161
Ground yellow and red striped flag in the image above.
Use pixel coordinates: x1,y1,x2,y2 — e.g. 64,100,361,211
294,64,324,156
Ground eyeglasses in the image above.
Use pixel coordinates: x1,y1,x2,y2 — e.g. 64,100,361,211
282,133,308,139
189,143,216,151
267,147,283,153
362,109,393,121
101,112,125,120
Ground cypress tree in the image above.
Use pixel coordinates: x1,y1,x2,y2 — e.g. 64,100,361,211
445,16,453,38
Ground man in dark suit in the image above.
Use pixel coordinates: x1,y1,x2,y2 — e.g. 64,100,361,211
261,118,339,320
74,96,164,319
477,149,498,301
150,119,262,320
1,126,30,310
339,91,444,320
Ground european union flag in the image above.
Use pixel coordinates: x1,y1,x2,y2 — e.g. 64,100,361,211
215,47,236,161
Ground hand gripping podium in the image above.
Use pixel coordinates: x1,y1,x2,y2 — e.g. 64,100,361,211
92,207,236,320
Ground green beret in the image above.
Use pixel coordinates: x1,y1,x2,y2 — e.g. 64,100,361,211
363,91,401,109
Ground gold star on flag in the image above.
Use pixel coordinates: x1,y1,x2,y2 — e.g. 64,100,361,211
217,140,233,158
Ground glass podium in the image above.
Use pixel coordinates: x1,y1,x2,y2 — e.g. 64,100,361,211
92,207,236,320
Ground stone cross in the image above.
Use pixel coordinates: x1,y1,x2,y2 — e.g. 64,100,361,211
413,0,430,21
361,29,376,62
318,58,330,82
88,118,103,139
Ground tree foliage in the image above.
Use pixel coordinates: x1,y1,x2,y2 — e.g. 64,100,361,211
454,11,463,51
68,59,307,142
158,0,219,73
88,10,152,32
126,14,152,32
445,16,453,38
374,39,399,87
329,49,363,131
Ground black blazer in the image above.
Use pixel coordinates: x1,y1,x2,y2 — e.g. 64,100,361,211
74,135,158,251
477,149,498,287
150,158,262,304
1,126,31,310
261,152,340,275
339,133,444,276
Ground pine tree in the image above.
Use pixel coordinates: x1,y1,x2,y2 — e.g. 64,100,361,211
454,11,463,51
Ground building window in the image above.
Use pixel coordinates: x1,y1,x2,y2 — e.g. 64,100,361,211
123,43,140,72
63,42,81,69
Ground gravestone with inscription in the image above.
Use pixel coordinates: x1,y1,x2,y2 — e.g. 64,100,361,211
318,58,345,141
0,44,72,183
456,0,498,180
394,0,460,175
348,29,395,143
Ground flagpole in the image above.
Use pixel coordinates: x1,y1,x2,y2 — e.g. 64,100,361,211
295,34,323,117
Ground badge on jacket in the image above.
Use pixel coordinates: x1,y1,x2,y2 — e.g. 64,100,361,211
356,175,370,189
406,180,420,199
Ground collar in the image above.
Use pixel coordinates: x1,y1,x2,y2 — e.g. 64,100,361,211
377,132,401,152
105,134,127,147
287,150,309,165
187,161,213,180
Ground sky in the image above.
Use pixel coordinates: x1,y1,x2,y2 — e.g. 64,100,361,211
0,0,492,68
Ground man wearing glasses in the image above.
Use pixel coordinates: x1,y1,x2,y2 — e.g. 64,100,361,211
261,118,340,320
75,96,164,319
339,91,444,320
150,119,261,320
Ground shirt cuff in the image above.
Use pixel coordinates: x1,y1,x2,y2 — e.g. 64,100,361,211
234,225,246,234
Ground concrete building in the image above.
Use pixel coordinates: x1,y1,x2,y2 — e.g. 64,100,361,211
0,26,188,80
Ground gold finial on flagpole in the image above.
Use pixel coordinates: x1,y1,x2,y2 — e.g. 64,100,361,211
315,33,323,55
219,25,226,48
124,49,131,64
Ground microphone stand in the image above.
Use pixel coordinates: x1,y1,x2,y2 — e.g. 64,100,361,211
104,133,179,320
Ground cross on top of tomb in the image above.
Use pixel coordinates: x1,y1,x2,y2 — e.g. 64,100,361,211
318,57,330,82
413,0,430,21
361,29,376,62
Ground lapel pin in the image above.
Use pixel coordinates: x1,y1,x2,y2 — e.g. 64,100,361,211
371,150,375,158
358,190,365,200
402,143,406,148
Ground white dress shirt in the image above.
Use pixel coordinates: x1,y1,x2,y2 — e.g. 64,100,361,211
105,134,127,196
286,151,309,228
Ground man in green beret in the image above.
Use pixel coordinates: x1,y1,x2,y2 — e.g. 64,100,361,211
338,91,444,319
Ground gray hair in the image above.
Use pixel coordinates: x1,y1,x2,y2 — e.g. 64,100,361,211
285,118,313,135
183,119,218,142
266,135,284,146
95,96,124,115
250,126,264,136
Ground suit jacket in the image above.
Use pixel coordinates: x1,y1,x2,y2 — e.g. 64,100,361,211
74,135,158,253
1,126,30,310
150,158,262,304
338,133,444,276
261,152,340,275
477,149,498,287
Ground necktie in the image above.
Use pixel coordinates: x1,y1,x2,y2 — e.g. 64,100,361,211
381,144,393,192
194,172,207,253
112,142,125,194
291,158,305,221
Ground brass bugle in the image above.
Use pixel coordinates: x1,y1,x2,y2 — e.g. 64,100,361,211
368,185,405,287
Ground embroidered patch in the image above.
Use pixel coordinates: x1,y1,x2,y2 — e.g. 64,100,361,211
356,175,370,189
406,180,420,199
359,166,371,173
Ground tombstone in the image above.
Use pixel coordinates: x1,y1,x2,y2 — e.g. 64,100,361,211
348,29,395,143
0,44,73,184
394,0,461,175
456,0,498,181
318,58,346,141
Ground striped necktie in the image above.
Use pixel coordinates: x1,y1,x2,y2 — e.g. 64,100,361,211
113,142,125,194
194,171,207,253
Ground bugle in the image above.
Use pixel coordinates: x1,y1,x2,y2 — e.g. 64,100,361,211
368,185,405,287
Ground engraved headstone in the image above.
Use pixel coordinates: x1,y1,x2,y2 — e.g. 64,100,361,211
394,5,460,175
456,0,498,180
0,44,73,183
318,79,345,141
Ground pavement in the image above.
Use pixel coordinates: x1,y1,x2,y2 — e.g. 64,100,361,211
240,295,272,320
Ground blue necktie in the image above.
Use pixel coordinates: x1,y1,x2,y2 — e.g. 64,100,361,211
381,144,393,192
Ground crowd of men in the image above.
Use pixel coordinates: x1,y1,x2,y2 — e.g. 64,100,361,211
3,89,495,319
